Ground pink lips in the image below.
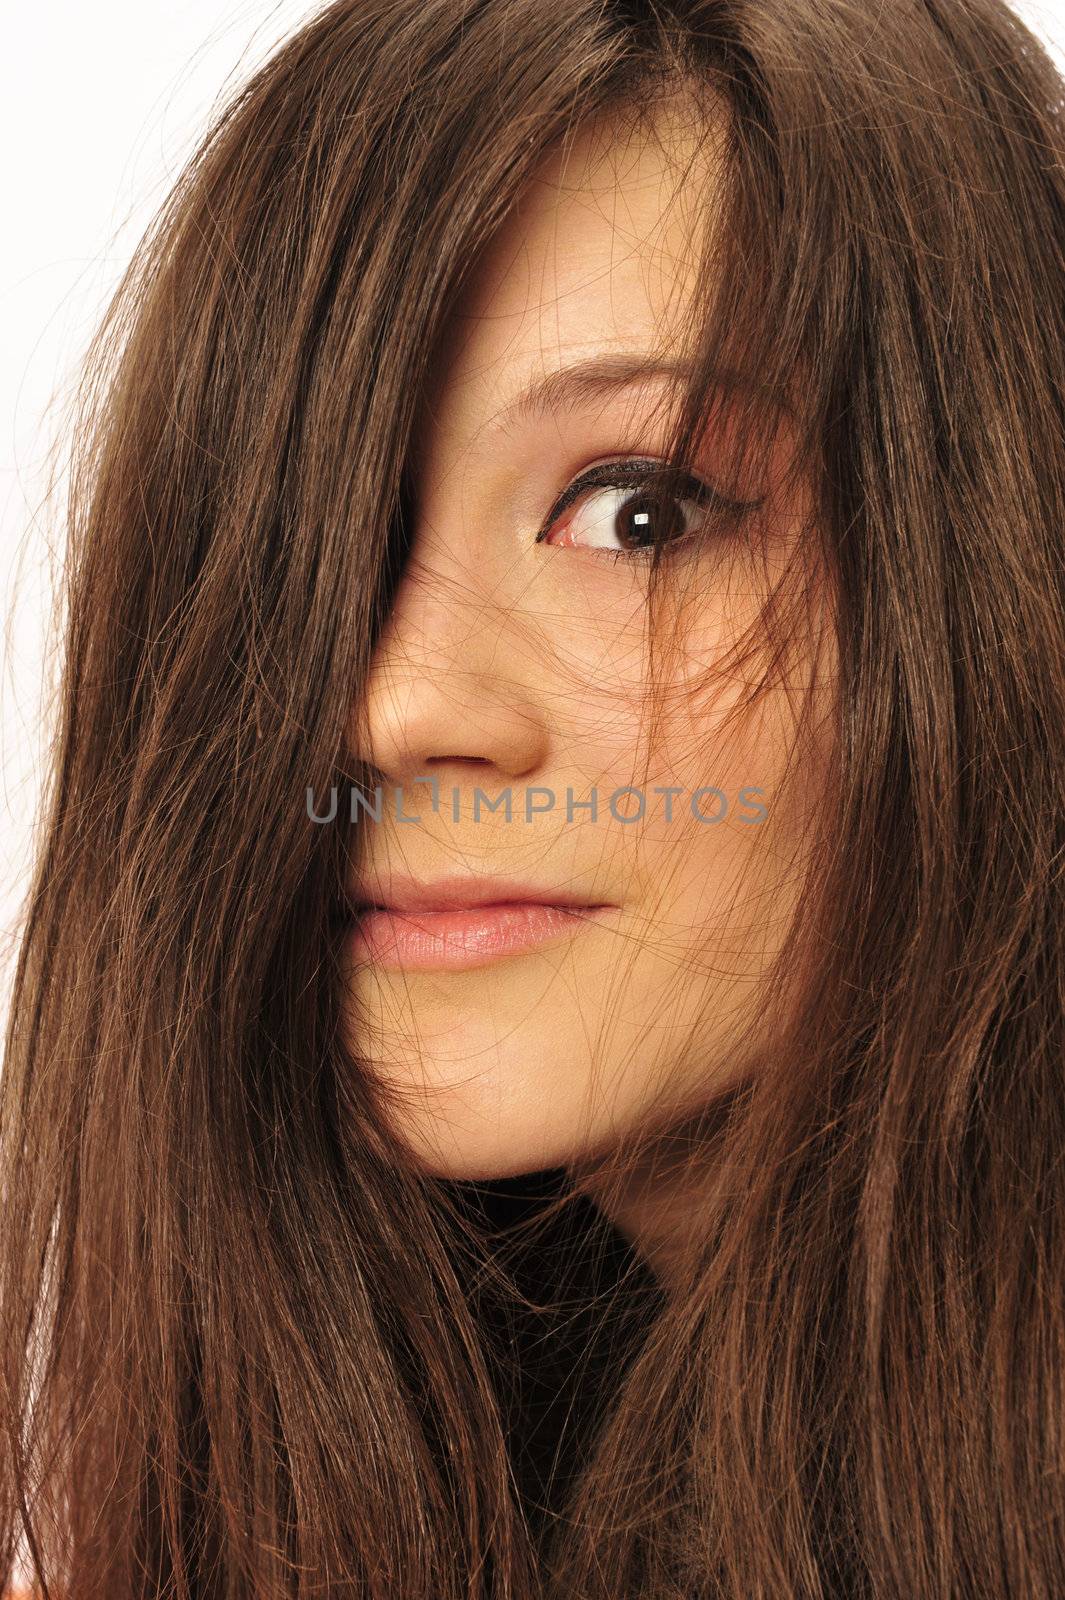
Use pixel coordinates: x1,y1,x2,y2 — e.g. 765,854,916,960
342,876,618,971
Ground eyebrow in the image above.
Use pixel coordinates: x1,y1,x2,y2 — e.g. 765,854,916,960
494,351,786,436
496,353,698,432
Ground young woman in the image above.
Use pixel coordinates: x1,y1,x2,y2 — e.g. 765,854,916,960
3,1,1063,1595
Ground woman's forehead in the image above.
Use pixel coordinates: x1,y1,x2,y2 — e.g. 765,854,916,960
419,96,728,448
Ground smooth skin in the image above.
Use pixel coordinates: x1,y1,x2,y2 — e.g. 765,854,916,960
342,95,834,1261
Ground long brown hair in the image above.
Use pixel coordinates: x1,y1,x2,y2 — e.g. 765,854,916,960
3,1,1064,1595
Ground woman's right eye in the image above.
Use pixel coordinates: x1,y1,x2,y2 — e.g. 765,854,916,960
534,457,764,561
546,480,709,555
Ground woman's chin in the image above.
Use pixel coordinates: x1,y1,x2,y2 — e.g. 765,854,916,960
363,1054,607,1181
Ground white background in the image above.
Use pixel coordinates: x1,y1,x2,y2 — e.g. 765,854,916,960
2,0,1064,1018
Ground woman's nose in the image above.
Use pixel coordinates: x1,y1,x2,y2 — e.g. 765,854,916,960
353,551,551,788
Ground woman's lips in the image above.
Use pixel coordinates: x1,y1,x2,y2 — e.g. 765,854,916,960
344,900,618,970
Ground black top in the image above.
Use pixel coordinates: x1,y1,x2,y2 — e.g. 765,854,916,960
455,1168,664,1549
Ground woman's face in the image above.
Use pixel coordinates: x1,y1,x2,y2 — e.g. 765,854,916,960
342,100,834,1179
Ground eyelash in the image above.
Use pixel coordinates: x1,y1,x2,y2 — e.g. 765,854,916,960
533,457,765,563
